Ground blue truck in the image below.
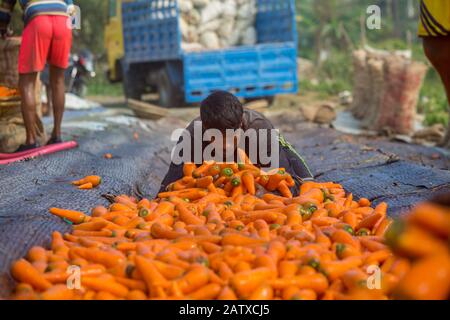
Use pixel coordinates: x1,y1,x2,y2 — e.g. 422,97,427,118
120,0,298,107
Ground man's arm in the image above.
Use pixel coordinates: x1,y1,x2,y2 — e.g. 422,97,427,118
278,134,314,181
246,112,314,195
158,162,185,194
158,120,197,194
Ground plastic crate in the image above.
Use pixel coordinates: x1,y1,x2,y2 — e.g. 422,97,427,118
257,0,298,44
122,0,298,103
183,43,298,103
122,0,181,64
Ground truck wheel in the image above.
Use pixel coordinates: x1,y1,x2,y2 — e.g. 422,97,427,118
115,60,123,82
157,69,184,108
123,69,143,100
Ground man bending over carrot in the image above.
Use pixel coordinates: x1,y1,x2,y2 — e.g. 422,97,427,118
160,91,314,196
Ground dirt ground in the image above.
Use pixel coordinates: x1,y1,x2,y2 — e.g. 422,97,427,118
0,96,449,296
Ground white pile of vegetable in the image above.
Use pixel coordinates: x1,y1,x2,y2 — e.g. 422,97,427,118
179,0,258,51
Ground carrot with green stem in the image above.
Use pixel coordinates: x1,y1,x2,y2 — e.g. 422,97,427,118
49,207,91,224
265,169,287,192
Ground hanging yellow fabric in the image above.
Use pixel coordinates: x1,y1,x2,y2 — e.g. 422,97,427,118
418,0,450,37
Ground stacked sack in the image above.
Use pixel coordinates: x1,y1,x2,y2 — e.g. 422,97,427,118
179,0,258,51
350,49,428,136
0,37,21,89
0,37,46,152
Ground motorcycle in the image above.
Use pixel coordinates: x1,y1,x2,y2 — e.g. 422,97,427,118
65,49,96,97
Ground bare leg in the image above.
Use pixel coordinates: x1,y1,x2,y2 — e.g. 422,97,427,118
18,72,39,145
46,85,53,117
423,36,450,147
49,65,66,140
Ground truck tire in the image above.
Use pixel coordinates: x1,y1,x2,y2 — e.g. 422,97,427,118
115,59,124,82
123,68,144,100
157,68,184,108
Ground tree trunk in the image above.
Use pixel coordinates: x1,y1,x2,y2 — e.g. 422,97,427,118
391,0,402,37
440,109,450,149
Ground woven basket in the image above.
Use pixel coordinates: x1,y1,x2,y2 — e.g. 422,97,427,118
0,37,21,89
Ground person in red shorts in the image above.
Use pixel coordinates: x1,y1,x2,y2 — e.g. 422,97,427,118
0,0,75,152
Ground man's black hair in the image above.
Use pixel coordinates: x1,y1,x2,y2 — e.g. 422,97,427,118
200,91,244,132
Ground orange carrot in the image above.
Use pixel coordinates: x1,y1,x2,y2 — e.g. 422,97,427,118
266,170,287,192
72,175,102,187
49,207,91,224
82,276,129,298
40,285,75,300
135,256,169,295
189,283,222,300
176,266,210,294
11,259,52,291
231,268,273,298
278,181,293,198
183,163,197,177
218,286,238,300
248,284,274,300
78,182,94,190
242,171,256,195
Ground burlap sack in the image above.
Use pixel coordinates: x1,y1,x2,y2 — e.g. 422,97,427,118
375,55,427,135
0,37,21,89
0,113,46,153
392,61,428,135
363,58,384,129
350,50,370,119
351,49,428,135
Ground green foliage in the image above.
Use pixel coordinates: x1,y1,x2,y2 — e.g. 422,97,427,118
420,73,449,127
87,70,123,97
72,0,108,55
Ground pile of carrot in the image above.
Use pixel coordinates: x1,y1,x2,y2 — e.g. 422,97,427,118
8,154,448,300
0,86,19,98
384,200,450,300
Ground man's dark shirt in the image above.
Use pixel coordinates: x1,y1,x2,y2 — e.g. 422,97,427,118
159,109,313,195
